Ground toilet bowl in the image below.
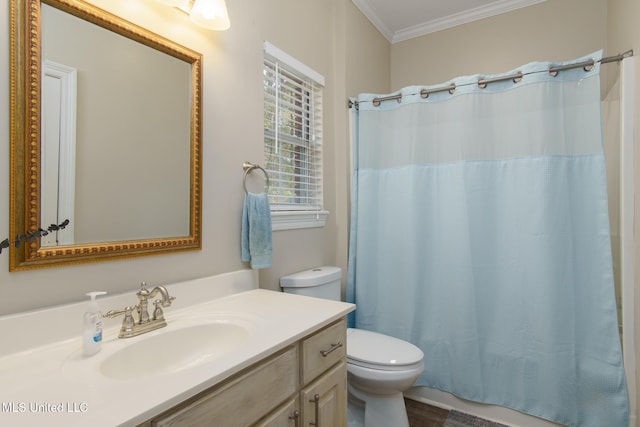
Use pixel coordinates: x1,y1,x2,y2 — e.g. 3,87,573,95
280,267,425,427
346,327,424,427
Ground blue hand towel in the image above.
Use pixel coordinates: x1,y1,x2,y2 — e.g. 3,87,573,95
241,192,272,269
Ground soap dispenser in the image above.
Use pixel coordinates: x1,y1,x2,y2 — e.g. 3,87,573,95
83,291,107,357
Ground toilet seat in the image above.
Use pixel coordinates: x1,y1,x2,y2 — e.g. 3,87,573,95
346,328,424,371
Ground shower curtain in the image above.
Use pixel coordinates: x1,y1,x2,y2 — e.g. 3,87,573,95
347,51,629,427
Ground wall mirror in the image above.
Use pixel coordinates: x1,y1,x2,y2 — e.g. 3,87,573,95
10,0,203,270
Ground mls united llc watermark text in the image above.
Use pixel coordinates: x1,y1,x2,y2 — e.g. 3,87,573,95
2,401,88,414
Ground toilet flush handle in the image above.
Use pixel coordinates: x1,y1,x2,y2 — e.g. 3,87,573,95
320,342,343,357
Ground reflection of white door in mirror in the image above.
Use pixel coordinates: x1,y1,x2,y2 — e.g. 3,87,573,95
41,60,76,246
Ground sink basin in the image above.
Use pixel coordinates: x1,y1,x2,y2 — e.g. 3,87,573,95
100,321,251,380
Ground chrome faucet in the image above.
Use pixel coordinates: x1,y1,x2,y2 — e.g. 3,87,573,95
106,282,176,338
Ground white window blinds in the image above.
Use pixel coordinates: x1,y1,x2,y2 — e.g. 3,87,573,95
263,43,324,212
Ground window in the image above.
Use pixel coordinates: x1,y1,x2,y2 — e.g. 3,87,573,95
263,42,328,230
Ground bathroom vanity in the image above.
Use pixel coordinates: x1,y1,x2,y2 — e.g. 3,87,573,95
142,318,347,426
0,270,354,426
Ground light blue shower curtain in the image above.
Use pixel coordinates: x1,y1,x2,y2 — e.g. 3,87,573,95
347,51,629,427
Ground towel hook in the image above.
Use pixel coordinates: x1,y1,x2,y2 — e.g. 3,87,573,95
243,161,270,194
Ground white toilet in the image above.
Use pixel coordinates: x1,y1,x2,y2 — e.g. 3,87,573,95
280,266,424,427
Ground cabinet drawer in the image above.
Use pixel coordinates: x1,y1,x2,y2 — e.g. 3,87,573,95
153,346,298,427
302,318,346,384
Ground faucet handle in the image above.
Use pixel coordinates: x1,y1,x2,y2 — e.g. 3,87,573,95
105,306,133,318
105,306,135,337
153,300,165,321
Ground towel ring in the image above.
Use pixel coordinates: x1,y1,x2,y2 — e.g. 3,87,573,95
243,161,270,194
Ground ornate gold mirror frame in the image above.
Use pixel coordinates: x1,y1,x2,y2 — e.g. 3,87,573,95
9,0,203,270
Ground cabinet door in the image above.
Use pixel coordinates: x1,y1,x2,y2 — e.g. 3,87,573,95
301,362,347,427
253,397,299,427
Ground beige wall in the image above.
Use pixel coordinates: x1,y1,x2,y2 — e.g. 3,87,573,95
391,0,607,90
257,0,390,292
334,0,391,290
0,0,390,314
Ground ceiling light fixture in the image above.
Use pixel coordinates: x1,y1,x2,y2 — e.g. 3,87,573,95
155,0,230,31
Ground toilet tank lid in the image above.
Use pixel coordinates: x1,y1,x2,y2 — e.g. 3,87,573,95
280,266,342,287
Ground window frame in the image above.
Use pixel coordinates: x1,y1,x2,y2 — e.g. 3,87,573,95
263,42,328,230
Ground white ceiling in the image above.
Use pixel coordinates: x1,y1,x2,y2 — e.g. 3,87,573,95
352,0,546,43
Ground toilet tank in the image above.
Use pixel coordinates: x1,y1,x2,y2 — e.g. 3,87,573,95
280,266,342,301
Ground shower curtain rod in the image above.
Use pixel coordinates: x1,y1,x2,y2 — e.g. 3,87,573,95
348,50,633,109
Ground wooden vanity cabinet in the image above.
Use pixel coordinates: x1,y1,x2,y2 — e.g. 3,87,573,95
141,317,347,427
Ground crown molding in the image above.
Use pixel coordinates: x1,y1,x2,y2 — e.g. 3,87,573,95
353,0,547,44
351,0,394,42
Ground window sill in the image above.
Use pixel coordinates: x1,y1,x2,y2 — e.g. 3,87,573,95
271,210,329,231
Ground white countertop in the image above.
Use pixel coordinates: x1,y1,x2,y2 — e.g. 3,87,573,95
0,274,354,426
